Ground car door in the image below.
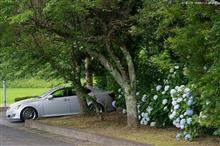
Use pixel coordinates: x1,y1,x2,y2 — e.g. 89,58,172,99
66,88,81,114
43,88,71,116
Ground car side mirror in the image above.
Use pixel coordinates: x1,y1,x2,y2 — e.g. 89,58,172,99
47,95,53,100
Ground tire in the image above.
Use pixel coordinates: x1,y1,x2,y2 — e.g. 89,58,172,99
89,103,104,113
21,107,38,121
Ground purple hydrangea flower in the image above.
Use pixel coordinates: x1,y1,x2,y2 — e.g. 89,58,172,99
186,109,193,116
188,99,193,106
185,91,191,98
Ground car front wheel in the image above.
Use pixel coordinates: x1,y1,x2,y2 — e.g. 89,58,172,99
21,107,37,121
89,103,104,113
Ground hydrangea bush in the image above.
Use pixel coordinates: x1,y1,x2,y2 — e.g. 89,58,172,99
112,65,206,141
169,85,200,141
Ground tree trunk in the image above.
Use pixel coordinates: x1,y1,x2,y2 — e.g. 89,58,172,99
85,57,93,86
124,87,139,128
75,90,89,114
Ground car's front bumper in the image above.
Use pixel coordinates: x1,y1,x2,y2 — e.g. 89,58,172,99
6,108,21,121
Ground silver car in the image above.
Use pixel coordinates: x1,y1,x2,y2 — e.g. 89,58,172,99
6,86,115,121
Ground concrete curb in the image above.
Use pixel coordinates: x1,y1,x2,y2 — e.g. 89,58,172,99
25,120,152,146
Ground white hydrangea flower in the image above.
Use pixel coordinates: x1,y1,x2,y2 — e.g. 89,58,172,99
177,87,183,92
184,88,190,93
144,113,149,118
162,99,168,105
169,111,176,120
174,104,180,110
143,120,148,125
153,95,158,100
177,98,183,103
180,115,184,119
164,80,168,84
141,94,147,102
137,104,140,109
176,118,180,122
150,122,156,127
163,106,168,111
176,123,180,128
206,100,211,105
162,91,166,95
140,120,144,125
118,88,122,92
170,68,174,73
169,114,175,120
138,115,141,120
146,117,150,122
147,106,153,113
182,94,187,98
170,89,176,96
156,85,162,91
172,100,177,106
172,111,177,116
136,92,140,96
187,118,192,125
141,112,145,117
180,119,186,125
175,66,179,69
180,85,185,88
180,125,184,129
184,134,191,141
175,86,180,90
164,85,170,91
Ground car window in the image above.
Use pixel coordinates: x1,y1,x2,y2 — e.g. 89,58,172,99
51,89,66,98
67,88,76,96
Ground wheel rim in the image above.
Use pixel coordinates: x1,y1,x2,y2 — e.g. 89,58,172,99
89,104,103,113
22,108,36,120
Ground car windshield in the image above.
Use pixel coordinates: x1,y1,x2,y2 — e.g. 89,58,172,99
40,87,62,98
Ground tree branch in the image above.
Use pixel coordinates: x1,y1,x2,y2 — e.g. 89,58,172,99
86,49,129,88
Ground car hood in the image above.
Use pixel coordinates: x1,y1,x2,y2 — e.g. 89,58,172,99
10,97,41,108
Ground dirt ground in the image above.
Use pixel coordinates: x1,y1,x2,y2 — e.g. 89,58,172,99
39,112,220,146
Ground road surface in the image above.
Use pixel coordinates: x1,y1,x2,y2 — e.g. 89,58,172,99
0,112,101,146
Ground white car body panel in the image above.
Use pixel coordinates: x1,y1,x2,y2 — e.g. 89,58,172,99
6,86,115,121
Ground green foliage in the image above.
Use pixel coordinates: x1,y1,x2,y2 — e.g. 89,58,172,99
9,9,33,24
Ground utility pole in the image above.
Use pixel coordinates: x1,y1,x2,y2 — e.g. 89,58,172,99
3,80,6,107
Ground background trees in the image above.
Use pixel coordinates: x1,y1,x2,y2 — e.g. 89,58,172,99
0,0,220,131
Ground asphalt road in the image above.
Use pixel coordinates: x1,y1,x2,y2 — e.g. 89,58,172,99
0,112,101,146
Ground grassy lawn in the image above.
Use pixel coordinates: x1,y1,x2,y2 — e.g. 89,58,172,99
39,112,220,146
0,88,49,104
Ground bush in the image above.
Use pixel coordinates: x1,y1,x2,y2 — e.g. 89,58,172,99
111,65,214,141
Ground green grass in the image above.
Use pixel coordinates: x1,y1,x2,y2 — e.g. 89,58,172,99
0,88,49,104
1,78,63,88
